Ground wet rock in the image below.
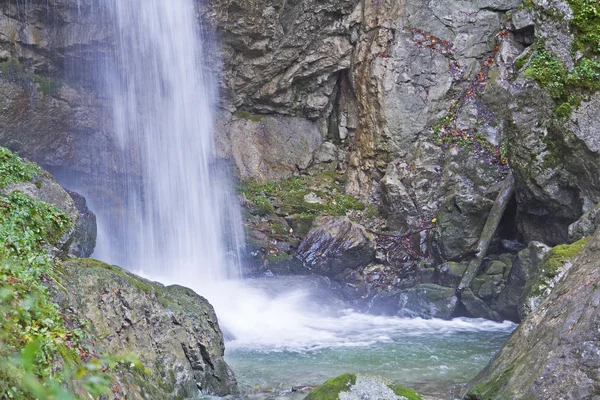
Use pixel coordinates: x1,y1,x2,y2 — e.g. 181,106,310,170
65,189,97,257
518,237,589,319
484,260,508,276
369,284,457,319
220,114,323,182
435,261,468,288
297,216,375,277
466,226,600,399
491,241,550,321
58,259,238,398
472,274,503,302
568,201,600,243
460,289,501,321
434,148,505,261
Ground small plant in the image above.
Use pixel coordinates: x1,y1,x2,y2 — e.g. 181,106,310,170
34,75,62,97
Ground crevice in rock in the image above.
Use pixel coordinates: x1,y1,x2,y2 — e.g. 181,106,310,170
513,25,535,47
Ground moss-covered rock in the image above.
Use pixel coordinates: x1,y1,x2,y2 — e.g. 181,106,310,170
304,374,422,400
389,385,422,400
57,258,238,398
518,237,589,317
305,373,357,400
466,226,600,399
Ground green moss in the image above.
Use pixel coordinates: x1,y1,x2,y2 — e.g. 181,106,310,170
519,0,534,10
390,385,422,400
514,55,528,71
540,237,589,278
526,236,590,297
524,3,600,115
270,221,289,235
304,373,356,400
266,252,294,263
239,170,365,218
34,75,62,97
78,258,172,306
555,102,573,119
235,110,265,122
525,44,567,99
0,59,26,82
569,0,600,56
466,368,513,400
0,150,146,399
291,214,316,237
0,147,43,188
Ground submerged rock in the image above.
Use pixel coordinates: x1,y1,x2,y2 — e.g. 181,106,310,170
369,284,457,319
56,259,238,398
297,216,375,277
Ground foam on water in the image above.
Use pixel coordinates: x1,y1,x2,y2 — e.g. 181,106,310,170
135,273,515,354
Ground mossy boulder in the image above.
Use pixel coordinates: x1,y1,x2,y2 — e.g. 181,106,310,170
466,226,600,399
518,236,589,318
435,261,468,287
56,258,238,398
305,373,357,400
304,374,422,400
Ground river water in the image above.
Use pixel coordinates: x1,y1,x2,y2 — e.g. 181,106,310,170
147,275,516,399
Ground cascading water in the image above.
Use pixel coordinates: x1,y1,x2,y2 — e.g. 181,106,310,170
97,0,244,283
82,1,516,397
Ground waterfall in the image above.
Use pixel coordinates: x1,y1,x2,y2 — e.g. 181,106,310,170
95,0,244,283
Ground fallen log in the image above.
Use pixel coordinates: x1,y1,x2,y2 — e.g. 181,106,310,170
456,171,515,295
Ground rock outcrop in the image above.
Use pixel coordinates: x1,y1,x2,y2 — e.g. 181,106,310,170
0,147,237,398
57,259,238,398
466,225,600,399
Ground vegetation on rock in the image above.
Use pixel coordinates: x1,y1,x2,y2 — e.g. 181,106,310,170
389,385,422,400
304,373,357,400
239,169,366,218
530,236,589,296
0,59,62,97
304,374,423,400
0,147,145,399
524,0,600,118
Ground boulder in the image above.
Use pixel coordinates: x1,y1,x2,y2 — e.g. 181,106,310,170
436,261,468,288
297,216,375,277
491,241,550,321
369,284,457,319
568,201,600,243
305,374,422,400
460,289,501,321
58,259,238,398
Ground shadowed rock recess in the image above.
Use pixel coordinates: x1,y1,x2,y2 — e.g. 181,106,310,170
2,0,600,397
